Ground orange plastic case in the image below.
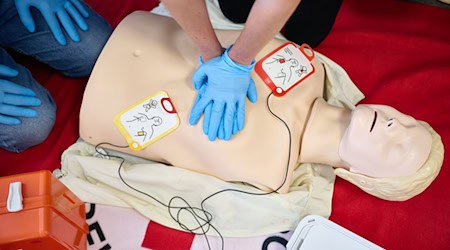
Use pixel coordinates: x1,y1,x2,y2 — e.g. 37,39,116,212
0,170,88,250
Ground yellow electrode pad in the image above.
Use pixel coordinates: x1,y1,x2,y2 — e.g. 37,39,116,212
255,42,315,97
114,91,180,151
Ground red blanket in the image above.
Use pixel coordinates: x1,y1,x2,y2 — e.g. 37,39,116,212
2,0,449,249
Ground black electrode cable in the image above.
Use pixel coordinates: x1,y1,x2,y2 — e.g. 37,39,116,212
94,92,292,250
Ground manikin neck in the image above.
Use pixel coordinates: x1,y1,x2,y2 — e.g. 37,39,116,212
299,98,352,168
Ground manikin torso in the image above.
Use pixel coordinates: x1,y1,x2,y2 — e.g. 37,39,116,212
80,12,325,193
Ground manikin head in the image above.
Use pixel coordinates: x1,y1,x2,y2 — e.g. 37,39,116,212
339,104,432,178
336,104,443,201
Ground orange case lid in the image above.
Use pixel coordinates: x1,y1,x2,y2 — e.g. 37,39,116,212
0,170,87,232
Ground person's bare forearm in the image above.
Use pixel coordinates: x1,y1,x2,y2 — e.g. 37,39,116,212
229,0,301,65
161,0,223,61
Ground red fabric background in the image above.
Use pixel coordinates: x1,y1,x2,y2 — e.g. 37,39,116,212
142,221,195,250
1,0,449,249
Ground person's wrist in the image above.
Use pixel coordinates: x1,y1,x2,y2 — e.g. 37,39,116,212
199,46,224,62
227,45,254,66
223,45,255,72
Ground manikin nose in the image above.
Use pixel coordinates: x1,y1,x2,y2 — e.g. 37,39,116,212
386,118,398,128
387,116,417,129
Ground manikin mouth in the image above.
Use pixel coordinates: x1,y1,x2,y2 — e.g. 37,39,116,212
370,111,377,132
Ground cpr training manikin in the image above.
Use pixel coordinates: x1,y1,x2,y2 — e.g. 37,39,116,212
59,11,443,236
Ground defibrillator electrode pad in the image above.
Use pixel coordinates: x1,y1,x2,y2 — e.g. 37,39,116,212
255,42,315,97
114,91,180,151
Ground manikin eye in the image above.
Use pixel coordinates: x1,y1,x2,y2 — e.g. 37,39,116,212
370,111,378,132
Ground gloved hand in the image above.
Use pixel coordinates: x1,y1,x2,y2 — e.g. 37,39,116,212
14,0,89,45
0,64,41,125
193,85,243,140
189,46,258,141
192,84,240,140
191,59,240,140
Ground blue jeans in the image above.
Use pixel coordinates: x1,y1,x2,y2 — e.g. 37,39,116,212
0,0,112,152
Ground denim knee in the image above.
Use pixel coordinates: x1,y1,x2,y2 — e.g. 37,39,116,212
0,97,56,153
60,19,113,77
0,1,112,77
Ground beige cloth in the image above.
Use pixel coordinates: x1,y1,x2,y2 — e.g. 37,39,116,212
60,141,336,237
59,11,364,236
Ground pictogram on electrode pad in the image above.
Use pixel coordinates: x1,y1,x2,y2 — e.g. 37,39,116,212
114,91,180,151
255,42,315,97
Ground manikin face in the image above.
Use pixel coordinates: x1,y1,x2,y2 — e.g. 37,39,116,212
339,105,432,178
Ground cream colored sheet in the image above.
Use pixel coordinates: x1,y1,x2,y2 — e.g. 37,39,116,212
60,141,336,237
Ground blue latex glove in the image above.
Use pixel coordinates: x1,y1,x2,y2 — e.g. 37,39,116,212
192,85,239,140
191,59,240,140
189,46,257,141
15,0,89,45
0,64,41,125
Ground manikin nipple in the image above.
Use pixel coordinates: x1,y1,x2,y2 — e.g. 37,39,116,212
133,49,142,57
